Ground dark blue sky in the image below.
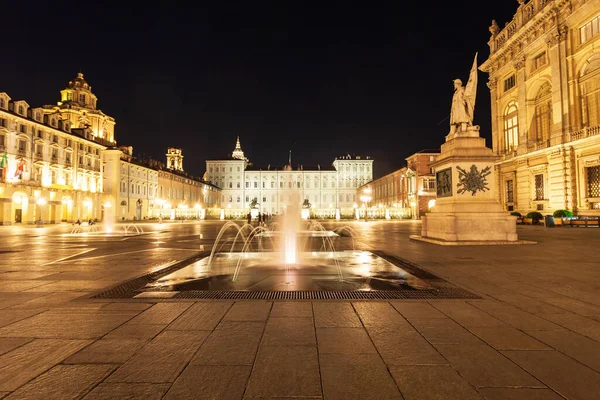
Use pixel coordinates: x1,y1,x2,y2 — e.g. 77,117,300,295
1,1,517,178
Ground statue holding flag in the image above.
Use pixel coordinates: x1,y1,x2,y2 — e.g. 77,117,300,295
449,53,478,137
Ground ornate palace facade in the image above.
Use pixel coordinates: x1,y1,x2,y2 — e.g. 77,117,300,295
205,138,373,218
481,0,600,216
1,74,220,224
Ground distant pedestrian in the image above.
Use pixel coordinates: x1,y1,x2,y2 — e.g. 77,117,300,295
247,212,251,225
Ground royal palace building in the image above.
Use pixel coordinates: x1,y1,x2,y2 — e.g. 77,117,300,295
1,73,220,224
204,137,373,218
480,0,600,216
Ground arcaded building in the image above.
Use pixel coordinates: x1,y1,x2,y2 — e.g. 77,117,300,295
480,0,600,216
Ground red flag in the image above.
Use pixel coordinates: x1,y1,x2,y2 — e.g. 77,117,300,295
14,158,25,179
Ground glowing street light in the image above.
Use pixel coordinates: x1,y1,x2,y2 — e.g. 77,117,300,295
360,187,372,222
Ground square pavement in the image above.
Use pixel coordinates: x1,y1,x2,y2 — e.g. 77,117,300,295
0,220,599,399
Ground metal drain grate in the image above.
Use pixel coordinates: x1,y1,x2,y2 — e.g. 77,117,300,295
88,250,481,300
172,288,481,300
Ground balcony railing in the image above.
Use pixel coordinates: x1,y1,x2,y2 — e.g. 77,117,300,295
527,139,550,152
569,125,600,142
492,0,554,53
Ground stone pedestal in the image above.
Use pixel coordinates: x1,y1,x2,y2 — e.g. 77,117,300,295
412,127,531,245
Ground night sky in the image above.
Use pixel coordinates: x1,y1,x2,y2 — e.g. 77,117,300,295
2,1,517,179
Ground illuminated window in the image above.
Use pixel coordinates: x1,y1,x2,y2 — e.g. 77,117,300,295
504,75,516,92
503,102,519,152
533,84,552,142
587,166,600,197
531,52,547,71
580,14,600,44
506,180,514,203
534,174,544,200
581,55,600,127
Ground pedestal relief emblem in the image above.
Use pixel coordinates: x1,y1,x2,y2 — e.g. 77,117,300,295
436,168,452,198
456,165,491,196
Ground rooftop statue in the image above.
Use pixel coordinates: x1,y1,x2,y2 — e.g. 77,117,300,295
449,53,478,137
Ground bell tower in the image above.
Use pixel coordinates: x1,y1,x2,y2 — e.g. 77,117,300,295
166,148,184,171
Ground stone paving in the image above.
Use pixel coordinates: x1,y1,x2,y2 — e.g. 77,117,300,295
0,220,599,399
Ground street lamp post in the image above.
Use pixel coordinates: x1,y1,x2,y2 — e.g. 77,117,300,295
360,187,372,222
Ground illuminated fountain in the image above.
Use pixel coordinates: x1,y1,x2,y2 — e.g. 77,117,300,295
146,198,432,293
67,199,145,237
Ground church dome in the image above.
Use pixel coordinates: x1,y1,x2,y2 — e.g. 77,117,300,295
66,72,92,91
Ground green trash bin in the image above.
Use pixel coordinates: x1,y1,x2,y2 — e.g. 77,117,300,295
544,215,555,227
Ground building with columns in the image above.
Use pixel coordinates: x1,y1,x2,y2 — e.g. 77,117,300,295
204,138,373,218
0,74,111,225
1,73,220,224
481,0,600,216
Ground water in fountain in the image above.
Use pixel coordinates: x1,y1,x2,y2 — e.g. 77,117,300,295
145,200,431,292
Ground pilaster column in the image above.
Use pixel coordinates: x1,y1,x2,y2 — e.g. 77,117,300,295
547,25,569,138
487,78,499,153
514,56,528,148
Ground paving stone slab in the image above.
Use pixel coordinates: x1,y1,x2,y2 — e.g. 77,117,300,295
244,345,321,398
4,364,116,400
223,301,272,322
107,330,209,383
313,302,362,328
537,312,600,342
390,301,448,320
369,329,448,366
477,387,564,400
538,297,600,319
0,338,91,391
103,323,166,340
434,344,542,388
83,382,171,400
167,302,232,331
409,318,483,345
164,365,251,399
23,280,112,292
271,301,313,317
0,280,55,292
353,301,412,331
191,321,264,366
101,302,154,311
7,292,90,309
525,329,600,372
320,353,403,400
468,301,564,331
0,338,33,356
0,310,138,339
489,293,566,315
390,365,483,400
262,317,316,346
466,326,551,351
0,293,48,310
127,302,192,325
64,338,148,364
431,302,505,327
0,308,47,329
503,350,600,400
316,327,377,354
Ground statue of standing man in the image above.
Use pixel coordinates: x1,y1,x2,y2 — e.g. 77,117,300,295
449,53,478,137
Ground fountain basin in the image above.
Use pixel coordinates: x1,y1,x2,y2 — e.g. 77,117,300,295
144,250,432,292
